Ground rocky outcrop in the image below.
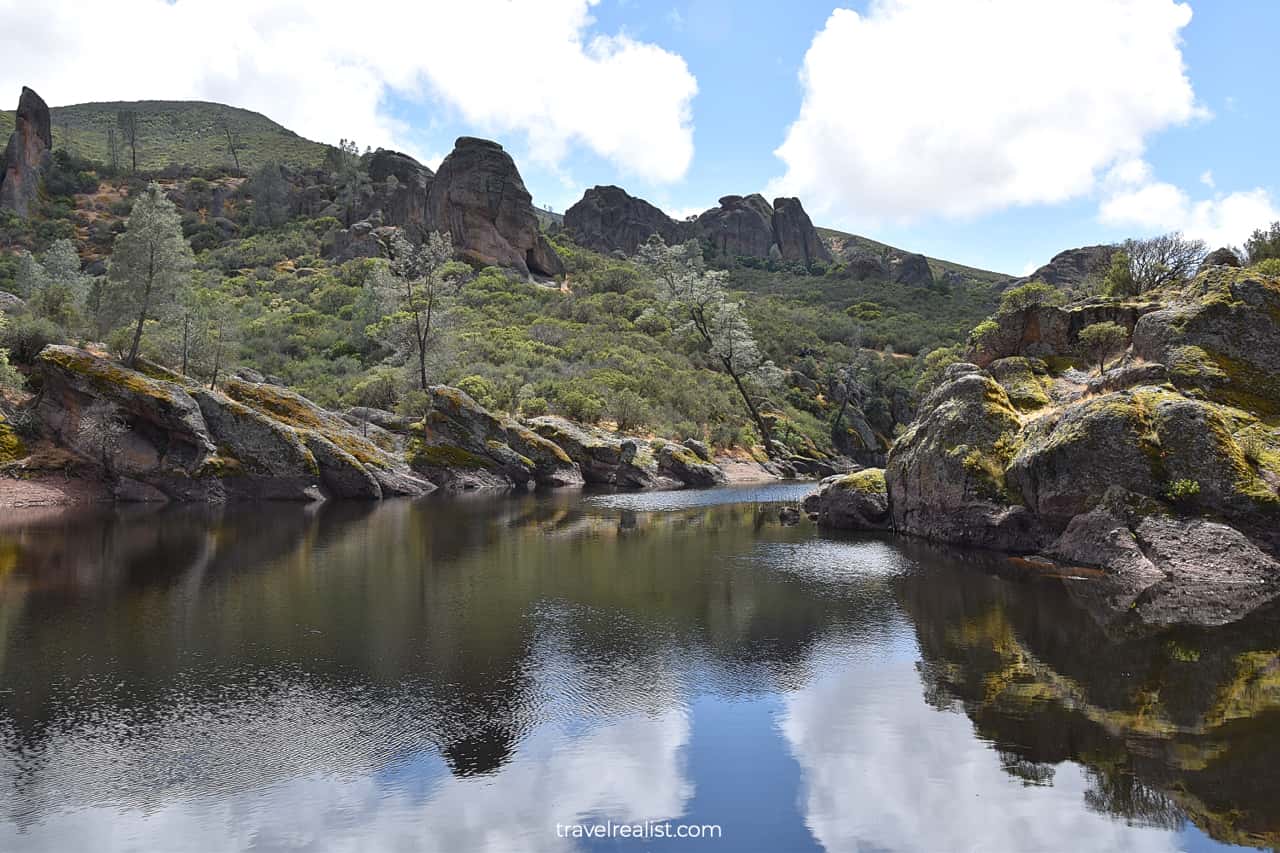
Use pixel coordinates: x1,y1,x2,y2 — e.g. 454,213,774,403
409,386,582,491
34,346,433,502
426,137,564,277
1199,246,1241,270
0,86,52,217
654,441,726,487
770,197,833,266
331,219,403,261
803,469,891,530
890,253,935,287
886,363,1045,551
813,268,1280,627
365,149,433,236
1015,245,1117,290
563,187,831,267
220,376,433,498
562,185,694,256
1131,267,1280,418
696,194,776,260
969,298,1158,368
526,416,660,488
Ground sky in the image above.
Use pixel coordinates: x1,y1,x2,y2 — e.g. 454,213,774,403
1,0,1277,275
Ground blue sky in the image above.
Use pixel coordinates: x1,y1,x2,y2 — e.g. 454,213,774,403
7,0,1278,275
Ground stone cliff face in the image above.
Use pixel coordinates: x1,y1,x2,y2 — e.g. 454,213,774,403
426,137,564,277
328,139,562,278
771,196,833,266
809,267,1280,628
1013,245,1117,290
562,186,832,266
0,86,52,217
561,185,694,255
365,148,434,236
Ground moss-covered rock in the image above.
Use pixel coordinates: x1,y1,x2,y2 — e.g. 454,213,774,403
411,386,583,491
804,468,890,530
527,416,664,488
988,357,1050,411
887,365,1045,550
655,441,727,487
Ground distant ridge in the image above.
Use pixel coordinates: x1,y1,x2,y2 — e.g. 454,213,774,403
0,99,330,172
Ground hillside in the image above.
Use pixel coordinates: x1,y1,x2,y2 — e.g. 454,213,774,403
816,227,1011,284
0,100,329,172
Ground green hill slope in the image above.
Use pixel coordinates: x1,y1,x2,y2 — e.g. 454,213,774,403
817,227,1011,283
0,100,330,172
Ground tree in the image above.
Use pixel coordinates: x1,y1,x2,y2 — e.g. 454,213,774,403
1102,250,1138,297
219,113,244,174
106,184,194,367
330,139,370,227
249,161,290,229
19,239,91,331
1111,233,1207,294
639,237,782,456
1244,221,1280,264
1078,321,1128,375
117,110,138,173
370,231,454,391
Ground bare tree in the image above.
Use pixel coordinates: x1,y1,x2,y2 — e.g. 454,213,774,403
1122,233,1207,292
220,113,244,174
117,110,138,173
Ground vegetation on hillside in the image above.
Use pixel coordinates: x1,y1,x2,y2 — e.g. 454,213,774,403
0,101,329,173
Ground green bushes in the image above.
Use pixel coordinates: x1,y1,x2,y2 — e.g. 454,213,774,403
0,314,64,364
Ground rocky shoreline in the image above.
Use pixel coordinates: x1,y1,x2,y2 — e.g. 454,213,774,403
2,344,827,508
805,266,1280,629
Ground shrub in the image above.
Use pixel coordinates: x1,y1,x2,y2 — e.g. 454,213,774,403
456,375,498,410
1164,478,1201,503
1077,321,1128,375
521,396,549,417
0,314,64,364
1252,258,1280,277
609,389,650,432
556,389,605,423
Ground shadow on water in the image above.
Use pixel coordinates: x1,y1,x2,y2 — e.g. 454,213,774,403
0,485,1275,850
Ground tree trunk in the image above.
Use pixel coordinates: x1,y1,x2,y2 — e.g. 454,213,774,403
126,247,156,368
725,360,774,458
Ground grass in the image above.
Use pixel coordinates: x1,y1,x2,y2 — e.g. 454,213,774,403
1,100,330,172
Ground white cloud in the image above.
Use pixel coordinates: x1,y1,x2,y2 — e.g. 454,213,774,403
1200,169,1215,188
769,0,1203,224
1098,158,1278,247
781,652,1183,853
0,0,697,182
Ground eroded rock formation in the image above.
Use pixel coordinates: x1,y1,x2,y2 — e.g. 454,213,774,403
0,86,52,217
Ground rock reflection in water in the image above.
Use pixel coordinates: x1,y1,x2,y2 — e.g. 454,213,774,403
0,489,1275,851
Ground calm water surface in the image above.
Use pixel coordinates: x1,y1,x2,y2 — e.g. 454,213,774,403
0,484,1277,852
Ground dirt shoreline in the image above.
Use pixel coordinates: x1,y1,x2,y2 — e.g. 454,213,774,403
0,473,111,509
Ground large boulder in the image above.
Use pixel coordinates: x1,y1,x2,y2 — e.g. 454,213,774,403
696,194,777,260
886,364,1045,551
1048,488,1280,628
655,441,727,487
563,185,694,255
969,299,1155,368
890,252,935,287
0,86,52,217
425,137,564,277
1199,246,1241,270
803,469,891,530
770,197,832,266
221,376,434,497
1014,244,1117,290
410,387,582,491
364,149,434,235
527,416,661,488
1132,268,1280,417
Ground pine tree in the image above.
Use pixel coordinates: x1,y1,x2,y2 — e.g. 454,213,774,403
106,184,193,366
